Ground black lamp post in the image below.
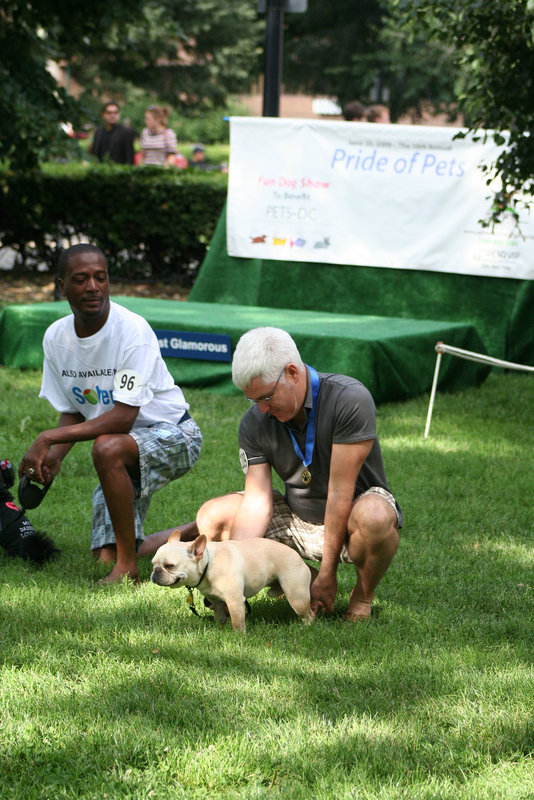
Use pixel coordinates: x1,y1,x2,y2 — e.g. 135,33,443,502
258,0,307,117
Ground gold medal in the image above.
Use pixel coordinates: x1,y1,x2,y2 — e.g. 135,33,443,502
301,467,312,485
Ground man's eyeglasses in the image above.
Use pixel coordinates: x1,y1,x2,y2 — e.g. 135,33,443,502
247,365,286,404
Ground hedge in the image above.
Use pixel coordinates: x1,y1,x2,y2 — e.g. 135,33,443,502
0,164,228,286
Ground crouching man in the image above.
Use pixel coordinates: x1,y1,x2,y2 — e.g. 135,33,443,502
195,327,401,620
19,244,202,584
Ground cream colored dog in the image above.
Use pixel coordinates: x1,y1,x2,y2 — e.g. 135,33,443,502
151,530,314,632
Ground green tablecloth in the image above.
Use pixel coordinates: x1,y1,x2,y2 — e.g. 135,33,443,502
0,296,489,402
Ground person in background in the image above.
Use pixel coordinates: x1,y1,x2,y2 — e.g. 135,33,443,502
174,152,189,169
189,144,228,173
343,100,367,122
189,144,211,171
89,102,135,164
137,105,178,167
367,104,391,123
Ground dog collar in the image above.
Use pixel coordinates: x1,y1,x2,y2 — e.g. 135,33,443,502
191,553,209,589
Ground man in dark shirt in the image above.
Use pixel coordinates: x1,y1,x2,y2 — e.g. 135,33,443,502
195,327,402,621
90,102,135,165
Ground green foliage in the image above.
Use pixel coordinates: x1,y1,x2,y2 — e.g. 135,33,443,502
394,0,534,217
0,1,260,173
0,0,146,172
0,368,533,798
282,0,460,121
375,14,461,122
0,165,227,285
176,103,250,146
282,0,386,106
69,0,262,113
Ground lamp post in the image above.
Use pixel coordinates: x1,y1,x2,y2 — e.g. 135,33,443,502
258,0,307,117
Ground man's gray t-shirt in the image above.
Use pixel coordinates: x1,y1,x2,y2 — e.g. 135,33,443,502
238,369,398,525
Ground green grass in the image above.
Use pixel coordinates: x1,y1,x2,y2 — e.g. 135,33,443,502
0,367,532,799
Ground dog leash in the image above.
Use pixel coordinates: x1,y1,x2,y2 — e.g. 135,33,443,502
185,555,210,616
185,553,251,618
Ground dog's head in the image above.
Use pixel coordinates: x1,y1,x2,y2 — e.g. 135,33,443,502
0,459,15,491
151,530,208,588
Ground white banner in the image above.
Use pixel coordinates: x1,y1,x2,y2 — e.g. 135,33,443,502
227,117,534,280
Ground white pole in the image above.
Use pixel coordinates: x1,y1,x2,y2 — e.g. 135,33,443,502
424,341,534,438
424,349,443,439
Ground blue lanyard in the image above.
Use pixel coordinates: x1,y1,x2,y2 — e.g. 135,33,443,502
288,366,319,474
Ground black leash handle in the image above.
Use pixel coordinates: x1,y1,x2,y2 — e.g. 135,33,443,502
184,587,251,618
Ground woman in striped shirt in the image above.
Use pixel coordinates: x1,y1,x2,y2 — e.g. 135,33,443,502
138,105,178,167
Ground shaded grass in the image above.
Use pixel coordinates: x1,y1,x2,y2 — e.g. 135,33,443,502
0,367,533,799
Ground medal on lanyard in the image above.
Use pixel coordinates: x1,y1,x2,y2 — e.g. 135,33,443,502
288,366,319,485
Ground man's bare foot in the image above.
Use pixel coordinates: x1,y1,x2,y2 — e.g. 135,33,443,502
92,545,117,564
97,565,140,586
345,584,373,620
137,521,199,557
344,599,372,621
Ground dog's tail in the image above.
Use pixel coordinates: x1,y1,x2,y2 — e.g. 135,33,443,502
18,530,61,566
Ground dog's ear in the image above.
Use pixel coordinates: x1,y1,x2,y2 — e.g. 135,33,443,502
168,528,182,543
189,534,207,561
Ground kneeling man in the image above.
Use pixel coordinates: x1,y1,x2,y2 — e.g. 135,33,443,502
19,244,202,584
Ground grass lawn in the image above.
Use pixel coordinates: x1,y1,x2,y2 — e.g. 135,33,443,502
0,367,532,799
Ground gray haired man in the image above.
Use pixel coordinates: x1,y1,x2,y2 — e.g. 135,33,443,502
196,327,401,620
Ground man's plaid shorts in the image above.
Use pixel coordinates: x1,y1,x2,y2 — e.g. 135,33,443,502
91,417,201,550
261,487,400,563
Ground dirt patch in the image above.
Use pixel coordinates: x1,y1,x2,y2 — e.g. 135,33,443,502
1,273,190,306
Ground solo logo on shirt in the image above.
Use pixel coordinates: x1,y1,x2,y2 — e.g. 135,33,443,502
72,385,114,405
71,370,143,406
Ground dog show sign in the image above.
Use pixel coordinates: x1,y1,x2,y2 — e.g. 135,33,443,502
154,330,232,362
227,117,534,280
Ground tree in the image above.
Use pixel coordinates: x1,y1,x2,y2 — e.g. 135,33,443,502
374,14,461,123
282,0,460,121
393,0,534,221
68,1,262,113
0,0,148,171
0,0,261,172
282,0,385,107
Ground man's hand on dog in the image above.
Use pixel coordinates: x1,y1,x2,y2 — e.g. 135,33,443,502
310,569,338,615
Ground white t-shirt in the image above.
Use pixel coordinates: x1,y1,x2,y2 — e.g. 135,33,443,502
39,301,188,428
